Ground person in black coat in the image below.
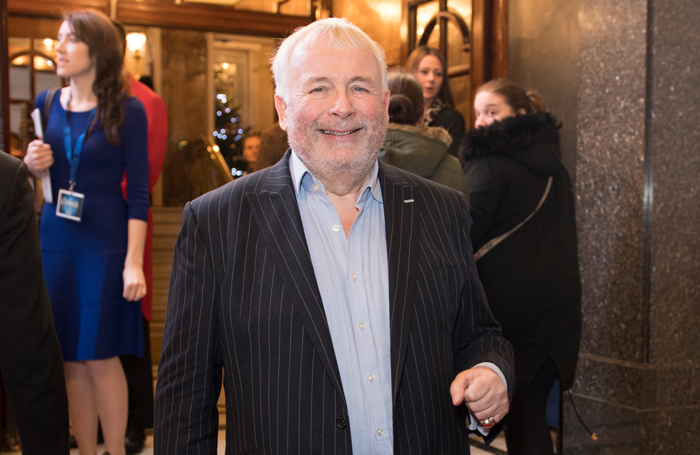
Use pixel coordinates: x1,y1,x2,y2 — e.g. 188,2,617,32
0,151,70,454
463,79,582,455
405,46,466,159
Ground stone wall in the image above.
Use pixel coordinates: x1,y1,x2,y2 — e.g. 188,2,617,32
565,0,700,453
507,0,700,452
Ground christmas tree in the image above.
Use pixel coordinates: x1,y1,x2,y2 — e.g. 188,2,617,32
212,91,249,177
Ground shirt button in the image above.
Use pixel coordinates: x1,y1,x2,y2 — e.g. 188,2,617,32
376,428,384,436
332,225,340,232
368,374,375,382
313,184,320,191
351,272,358,280
358,322,365,330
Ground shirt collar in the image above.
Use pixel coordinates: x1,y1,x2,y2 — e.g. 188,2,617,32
289,150,383,203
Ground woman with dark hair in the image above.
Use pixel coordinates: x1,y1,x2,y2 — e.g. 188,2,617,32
463,78,581,455
405,46,466,158
24,9,148,455
378,72,465,193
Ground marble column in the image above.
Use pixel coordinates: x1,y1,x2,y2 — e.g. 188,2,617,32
566,0,700,453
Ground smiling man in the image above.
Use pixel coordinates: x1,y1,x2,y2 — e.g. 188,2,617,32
155,18,514,455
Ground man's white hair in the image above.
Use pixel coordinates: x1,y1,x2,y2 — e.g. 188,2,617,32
271,18,388,103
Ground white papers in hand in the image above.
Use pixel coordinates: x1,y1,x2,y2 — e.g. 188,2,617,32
30,108,53,204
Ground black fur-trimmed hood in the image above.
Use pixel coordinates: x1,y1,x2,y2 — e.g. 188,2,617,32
464,111,562,176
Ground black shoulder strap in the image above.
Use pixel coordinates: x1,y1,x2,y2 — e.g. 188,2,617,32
42,87,61,131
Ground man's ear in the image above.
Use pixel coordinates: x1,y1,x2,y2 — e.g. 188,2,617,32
274,95,289,131
517,108,526,115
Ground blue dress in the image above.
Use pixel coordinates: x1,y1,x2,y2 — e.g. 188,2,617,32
36,90,150,361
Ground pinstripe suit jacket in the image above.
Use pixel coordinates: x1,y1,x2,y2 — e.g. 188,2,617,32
155,151,515,454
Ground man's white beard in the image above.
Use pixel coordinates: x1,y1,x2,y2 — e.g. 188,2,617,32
286,106,388,194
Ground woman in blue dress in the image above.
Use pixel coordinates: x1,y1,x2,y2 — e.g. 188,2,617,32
24,10,149,455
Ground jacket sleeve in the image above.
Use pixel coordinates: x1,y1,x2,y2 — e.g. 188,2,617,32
452,192,515,384
144,92,168,192
154,202,222,454
0,158,70,455
452,192,515,442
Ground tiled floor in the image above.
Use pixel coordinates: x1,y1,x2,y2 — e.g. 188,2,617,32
469,433,509,455
3,429,527,454
72,433,506,455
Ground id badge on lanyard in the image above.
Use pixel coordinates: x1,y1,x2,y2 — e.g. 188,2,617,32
56,95,96,222
56,186,85,221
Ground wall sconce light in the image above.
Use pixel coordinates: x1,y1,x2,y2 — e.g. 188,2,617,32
126,32,147,60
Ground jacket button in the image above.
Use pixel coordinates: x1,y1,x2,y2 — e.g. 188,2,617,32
336,418,347,429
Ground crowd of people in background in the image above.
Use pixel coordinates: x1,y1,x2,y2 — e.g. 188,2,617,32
1,11,580,455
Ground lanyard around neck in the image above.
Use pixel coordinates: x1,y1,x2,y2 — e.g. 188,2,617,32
63,90,96,191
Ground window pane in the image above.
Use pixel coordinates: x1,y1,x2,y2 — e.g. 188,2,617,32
10,66,30,100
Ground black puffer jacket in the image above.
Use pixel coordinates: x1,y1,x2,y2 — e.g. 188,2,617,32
464,112,581,389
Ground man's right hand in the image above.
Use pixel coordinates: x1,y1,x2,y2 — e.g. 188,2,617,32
24,140,54,178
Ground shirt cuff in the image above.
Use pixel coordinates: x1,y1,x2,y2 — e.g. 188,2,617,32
467,412,491,436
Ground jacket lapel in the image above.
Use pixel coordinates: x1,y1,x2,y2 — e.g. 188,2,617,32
247,152,345,401
379,163,420,403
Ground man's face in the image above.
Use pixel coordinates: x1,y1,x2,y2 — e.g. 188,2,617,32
275,42,389,179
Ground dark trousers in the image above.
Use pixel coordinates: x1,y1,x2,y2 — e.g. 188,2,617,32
120,316,154,436
504,357,558,455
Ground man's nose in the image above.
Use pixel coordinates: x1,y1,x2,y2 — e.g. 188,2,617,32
329,92,354,119
474,116,487,128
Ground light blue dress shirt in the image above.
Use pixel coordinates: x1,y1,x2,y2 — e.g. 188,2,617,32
291,152,394,455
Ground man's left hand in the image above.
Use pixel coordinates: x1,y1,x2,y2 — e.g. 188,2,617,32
450,366,509,426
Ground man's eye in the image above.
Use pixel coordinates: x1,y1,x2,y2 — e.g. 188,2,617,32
310,87,324,93
352,87,368,92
